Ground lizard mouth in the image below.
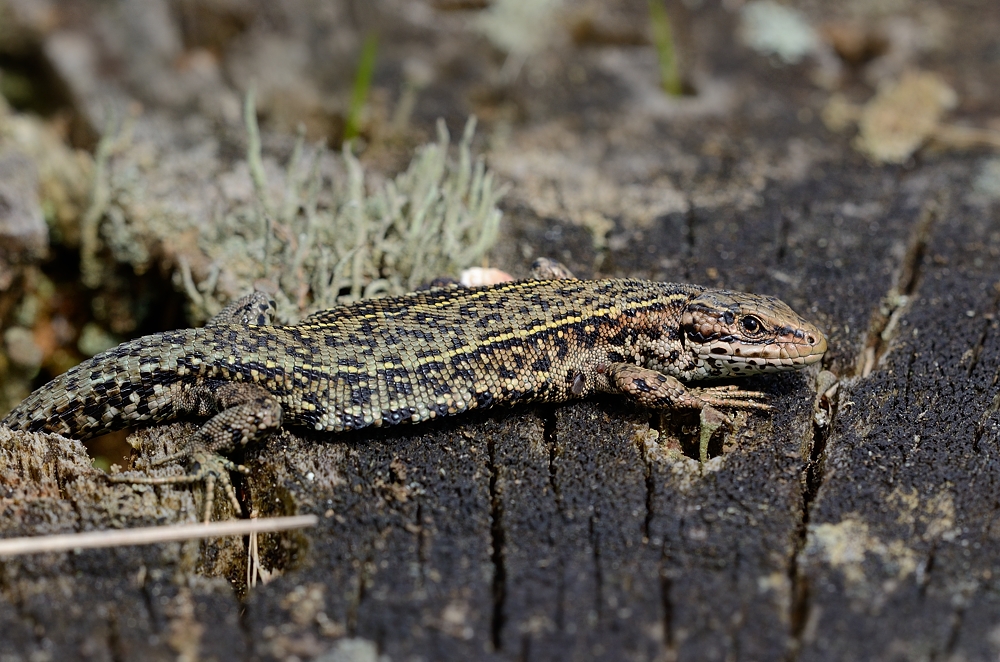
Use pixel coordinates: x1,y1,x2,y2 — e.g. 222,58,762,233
697,333,828,370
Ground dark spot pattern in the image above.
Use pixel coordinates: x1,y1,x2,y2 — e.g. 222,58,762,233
1,277,825,445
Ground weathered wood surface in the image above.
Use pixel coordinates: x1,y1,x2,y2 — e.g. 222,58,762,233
5,157,998,661
2,2,1000,661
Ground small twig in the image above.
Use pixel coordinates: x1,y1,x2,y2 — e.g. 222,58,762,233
932,124,1000,150
0,515,318,557
246,509,280,587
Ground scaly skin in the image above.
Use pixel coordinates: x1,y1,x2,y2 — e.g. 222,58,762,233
3,271,827,520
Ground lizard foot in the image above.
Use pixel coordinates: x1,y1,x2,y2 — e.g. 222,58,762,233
107,450,249,523
104,382,280,522
606,364,770,464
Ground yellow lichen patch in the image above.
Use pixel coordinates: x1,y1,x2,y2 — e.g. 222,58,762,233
856,70,956,163
888,484,956,542
806,516,918,586
824,70,1000,164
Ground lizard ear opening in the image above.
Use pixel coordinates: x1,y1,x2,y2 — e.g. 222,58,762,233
678,311,691,348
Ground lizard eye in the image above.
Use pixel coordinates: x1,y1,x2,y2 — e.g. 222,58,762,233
740,315,762,334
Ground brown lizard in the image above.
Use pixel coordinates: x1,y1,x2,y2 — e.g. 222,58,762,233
3,261,827,519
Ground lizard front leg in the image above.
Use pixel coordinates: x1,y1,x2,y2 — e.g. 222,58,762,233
603,363,769,464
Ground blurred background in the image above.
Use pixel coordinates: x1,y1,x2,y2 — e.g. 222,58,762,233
3,3,1000,660
1,0,997,411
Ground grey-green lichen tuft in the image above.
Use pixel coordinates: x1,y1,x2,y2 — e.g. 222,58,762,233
83,96,507,325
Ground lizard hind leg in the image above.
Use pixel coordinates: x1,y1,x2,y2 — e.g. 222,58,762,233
184,384,285,455
107,381,283,521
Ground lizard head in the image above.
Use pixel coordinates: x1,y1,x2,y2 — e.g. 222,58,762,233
673,289,827,379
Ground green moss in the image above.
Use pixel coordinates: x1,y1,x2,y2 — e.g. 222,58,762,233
0,70,34,109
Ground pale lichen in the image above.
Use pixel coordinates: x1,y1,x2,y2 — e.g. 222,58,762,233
972,157,1000,202
474,0,564,80
740,1,821,65
822,70,1000,164
187,94,505,323
85,94,507,325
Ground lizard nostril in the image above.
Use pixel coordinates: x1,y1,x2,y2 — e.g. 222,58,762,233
807,335,816,345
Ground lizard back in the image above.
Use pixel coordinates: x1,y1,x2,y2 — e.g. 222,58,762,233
3,279,704,438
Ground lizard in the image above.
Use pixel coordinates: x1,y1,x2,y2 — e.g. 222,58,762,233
2,260,827,520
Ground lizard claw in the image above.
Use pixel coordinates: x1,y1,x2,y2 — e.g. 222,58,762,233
691,385,771,411
107,450,248,522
